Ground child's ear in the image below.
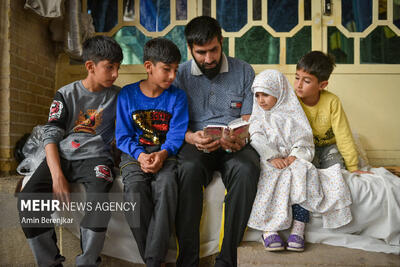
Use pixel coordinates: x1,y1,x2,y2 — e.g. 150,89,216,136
144,60,154,74
319,80,328,91
85,60,95,73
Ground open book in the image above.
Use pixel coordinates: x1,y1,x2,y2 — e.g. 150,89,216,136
203,118,250,143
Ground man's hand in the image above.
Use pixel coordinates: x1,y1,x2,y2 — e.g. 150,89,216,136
241,114,251,122
220,133,247,153
52,173,70,203
186,131,220,153
219,114,251,153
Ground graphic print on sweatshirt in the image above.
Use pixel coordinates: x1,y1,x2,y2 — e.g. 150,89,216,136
314,127,335,145
132,110,172,145
48,100,63,122
73,109,103,134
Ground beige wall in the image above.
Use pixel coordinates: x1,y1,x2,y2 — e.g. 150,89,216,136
330,73,400,166
0,0,56,175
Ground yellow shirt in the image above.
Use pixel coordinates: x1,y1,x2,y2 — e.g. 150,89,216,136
299,90,359,172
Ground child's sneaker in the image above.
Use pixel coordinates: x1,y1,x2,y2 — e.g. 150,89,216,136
262,233,285,251
286,234,305,252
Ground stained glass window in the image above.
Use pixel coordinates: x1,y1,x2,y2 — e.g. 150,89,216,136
327,27,354,64
268,0,298,32
176,0,187,20
394,1,400,29
113,27,151,65
361,26,400,64
87,0,118,32
235,26,279,64
140,0,170,32
341,0,372,32
286,26,311,64
164,26,187,62
217,0,247,32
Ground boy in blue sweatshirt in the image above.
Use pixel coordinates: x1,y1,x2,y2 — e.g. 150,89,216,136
115,38,188,267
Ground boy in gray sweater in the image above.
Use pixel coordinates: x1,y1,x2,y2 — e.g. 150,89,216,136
18,36,123,267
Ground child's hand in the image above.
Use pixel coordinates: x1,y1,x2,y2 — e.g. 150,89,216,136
144,150,168,174
284,156,297,166
351,170,373,175
138,153,154,173
52,174,70,203
269,158,287,169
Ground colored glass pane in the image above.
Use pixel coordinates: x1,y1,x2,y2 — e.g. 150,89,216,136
268,0,298,32
378,0,387,20
286,26,311,64
113,27,151,65
341,0,372,32
235,26,279,64
222,38,229,57
327,27,354,64
164,26,187,62
217,0,247,32
123,0,135,21
394,1,400,29
360,26,400,64
87,0,118,32
176,0,187,20
203,0,211,16
304,0,311,20
253,0,261,21
140,0,170,32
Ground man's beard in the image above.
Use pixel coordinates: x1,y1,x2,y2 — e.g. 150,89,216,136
193,54,222,80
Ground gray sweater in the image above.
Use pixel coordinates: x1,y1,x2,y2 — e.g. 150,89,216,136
43,80,119,161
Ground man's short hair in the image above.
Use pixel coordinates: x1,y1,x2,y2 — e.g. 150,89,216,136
296,51,336,82
143,38,181,64
184,16,222,49
82,35,123,64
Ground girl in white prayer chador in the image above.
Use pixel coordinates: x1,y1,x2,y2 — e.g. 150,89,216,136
247,69,352,252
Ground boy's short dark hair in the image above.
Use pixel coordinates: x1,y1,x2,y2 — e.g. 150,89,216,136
296,51,336,82
143,38,181,64
185,16,222,49
82,35,123,64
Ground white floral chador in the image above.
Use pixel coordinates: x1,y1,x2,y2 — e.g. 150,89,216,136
247,69,352,232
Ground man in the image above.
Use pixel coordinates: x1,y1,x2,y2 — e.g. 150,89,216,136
173,16,260,267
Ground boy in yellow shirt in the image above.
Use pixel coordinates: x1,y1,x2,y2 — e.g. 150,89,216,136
294,51,368,174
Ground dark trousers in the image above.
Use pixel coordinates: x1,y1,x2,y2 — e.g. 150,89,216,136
18,157,113,266
19,157,114,236
176,143,260,267
292,204,309,223
120,150,178,267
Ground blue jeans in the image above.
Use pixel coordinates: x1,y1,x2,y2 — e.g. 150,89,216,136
312,144,345,169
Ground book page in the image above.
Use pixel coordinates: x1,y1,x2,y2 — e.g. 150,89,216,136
203,125,226,140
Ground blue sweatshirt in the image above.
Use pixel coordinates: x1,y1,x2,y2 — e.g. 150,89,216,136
116,81,189,160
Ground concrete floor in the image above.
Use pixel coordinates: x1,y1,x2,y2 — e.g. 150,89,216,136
1,175,399,267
